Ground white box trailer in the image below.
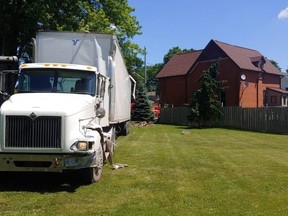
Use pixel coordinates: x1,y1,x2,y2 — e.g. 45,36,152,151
0,32,135,183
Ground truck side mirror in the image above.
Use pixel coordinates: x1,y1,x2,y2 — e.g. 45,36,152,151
96,107,105,118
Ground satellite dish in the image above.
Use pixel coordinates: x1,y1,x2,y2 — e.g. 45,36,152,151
240,74,246,80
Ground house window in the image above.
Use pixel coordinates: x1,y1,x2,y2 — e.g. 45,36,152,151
270,96,277,104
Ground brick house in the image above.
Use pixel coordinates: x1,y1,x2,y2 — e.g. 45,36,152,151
156,40,288,108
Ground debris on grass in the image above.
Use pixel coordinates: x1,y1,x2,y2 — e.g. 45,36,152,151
132,121,155,128
112,163,128,170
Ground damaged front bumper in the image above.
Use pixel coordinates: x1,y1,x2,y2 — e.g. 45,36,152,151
0,152,96,172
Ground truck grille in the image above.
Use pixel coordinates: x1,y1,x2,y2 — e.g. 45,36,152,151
5,116,62,148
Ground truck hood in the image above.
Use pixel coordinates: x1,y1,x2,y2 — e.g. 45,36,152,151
1,93,95,116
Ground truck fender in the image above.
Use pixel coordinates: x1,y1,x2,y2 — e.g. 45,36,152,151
84,128,103,168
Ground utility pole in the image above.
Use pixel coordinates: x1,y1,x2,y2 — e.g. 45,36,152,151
144,47,147,84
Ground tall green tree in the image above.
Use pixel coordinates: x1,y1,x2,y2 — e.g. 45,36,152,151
131,82,154,122
189,60,224,127
146,63,163,92
121,40,144,74
0,0,142,70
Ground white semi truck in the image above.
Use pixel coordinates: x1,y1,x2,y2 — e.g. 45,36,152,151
0,32,135,183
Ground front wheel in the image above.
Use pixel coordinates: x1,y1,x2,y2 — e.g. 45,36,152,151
82,166,102,184
81,146,103,184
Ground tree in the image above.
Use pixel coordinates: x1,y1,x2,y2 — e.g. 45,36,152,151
121,40,144,74
163,46,195,64
0,0,142,70
146,63,163,92
269,59,282,71
131,82,154,122
189,60,224,127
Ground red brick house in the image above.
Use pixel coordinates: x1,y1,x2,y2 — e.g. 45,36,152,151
156,40,288,108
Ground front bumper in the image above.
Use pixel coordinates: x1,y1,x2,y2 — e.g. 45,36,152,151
0,153,96,172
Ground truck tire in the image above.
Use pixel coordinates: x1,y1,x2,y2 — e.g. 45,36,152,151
122,121,129,136
81,145,103,184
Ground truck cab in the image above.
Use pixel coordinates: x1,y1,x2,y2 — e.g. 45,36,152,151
0,63,111,183
0,32,133,184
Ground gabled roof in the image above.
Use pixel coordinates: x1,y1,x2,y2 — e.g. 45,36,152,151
157,40,281,79
213,40,281,75
156,50,202,78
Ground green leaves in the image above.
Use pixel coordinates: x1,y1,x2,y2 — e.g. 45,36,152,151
163,47,195,64
189,60,224,126
132,82,154,122
0,0,142,65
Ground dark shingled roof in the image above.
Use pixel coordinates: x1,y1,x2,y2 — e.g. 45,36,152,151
156,50,202,78
213,40,281,75
157,40,281,78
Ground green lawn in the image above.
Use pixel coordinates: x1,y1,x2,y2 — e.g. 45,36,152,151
1,124,288,215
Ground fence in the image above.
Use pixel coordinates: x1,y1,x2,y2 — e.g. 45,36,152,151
158,106,288,134
158,107,190,126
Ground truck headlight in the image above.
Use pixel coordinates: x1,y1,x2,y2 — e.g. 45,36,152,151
77,141,88,151
71,141,94,151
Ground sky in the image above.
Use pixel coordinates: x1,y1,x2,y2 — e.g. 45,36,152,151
128,0,288,71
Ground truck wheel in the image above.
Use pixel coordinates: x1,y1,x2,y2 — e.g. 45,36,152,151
82,146,103,184
122,121,129,136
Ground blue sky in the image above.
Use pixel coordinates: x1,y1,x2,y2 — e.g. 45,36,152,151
128,0,288,71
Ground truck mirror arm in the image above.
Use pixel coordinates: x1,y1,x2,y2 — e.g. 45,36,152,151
0,90,10,97
0,90,10,101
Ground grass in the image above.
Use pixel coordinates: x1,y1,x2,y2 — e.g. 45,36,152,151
1,124,288,215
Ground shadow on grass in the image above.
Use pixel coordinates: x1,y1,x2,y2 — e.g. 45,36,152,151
0,171,86,193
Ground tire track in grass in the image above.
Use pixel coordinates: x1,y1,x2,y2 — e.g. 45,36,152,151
152,129,206,208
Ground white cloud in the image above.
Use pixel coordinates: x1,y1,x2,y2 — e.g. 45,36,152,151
278,7,288,19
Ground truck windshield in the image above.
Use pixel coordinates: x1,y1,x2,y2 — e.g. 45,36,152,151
17,68,96,96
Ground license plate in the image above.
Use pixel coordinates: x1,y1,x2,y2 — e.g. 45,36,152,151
65,158,79,167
